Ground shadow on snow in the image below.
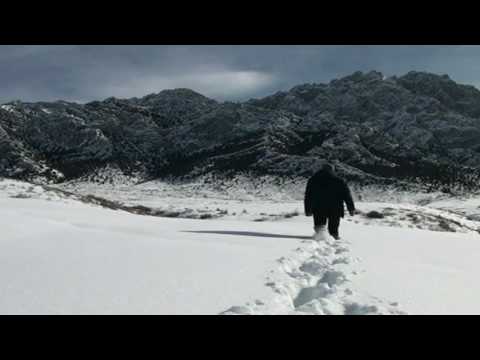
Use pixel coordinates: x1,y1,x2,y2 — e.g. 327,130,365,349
184,230,311,240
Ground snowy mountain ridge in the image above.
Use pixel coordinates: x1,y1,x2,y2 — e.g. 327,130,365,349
2,71,480,191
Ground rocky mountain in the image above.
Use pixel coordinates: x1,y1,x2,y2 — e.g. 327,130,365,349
2,71,480,190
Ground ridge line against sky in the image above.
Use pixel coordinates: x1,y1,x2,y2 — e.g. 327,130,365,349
1,45,479,104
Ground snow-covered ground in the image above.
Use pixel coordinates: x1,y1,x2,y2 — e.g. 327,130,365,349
2,177,480,314
0,196,303,314
427,196,480,222
348,225,480,315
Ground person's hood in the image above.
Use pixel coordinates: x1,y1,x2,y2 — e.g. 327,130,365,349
314,168,335,178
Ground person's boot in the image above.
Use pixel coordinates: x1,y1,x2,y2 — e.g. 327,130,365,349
313,226,327,241
331,233,340,240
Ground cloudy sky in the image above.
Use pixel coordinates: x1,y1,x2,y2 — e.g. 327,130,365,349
1,45,480,104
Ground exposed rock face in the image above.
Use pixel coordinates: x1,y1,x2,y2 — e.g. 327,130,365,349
1,71,480,190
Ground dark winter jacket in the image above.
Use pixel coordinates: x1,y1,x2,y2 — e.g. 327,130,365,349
304,169,355,218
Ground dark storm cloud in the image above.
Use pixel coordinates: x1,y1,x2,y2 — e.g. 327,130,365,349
1,45,480,104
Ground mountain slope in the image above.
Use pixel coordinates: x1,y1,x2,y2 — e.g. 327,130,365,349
2,71,480,190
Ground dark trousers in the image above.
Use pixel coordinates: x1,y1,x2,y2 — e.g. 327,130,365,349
313,212,340,237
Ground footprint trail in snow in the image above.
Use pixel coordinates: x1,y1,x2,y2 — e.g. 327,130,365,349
222,230,406,315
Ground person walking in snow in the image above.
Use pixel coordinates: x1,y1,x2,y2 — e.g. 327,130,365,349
304,163,355,240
